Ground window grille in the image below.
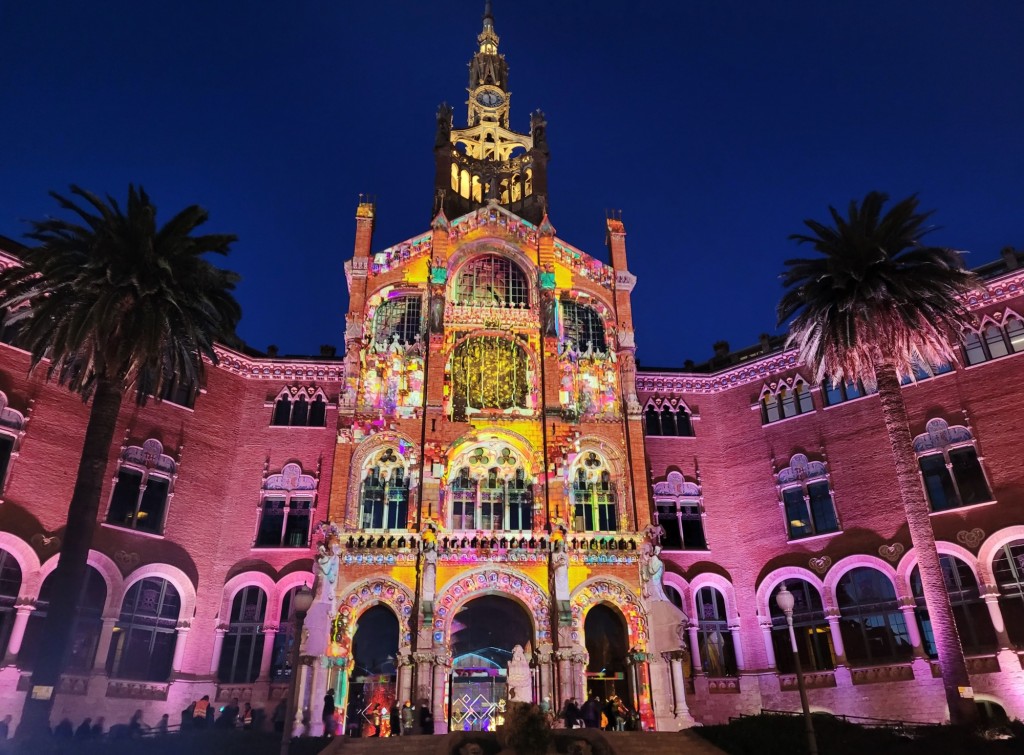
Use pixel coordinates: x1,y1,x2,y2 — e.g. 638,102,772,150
453,255,529,308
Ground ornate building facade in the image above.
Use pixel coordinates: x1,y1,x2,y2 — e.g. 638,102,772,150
0,3,1022,735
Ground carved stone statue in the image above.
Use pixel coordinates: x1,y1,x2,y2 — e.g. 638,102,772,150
640,543,668,602
421,528,438,603
314,541,341,610
507,644,532,703
551,537,570,604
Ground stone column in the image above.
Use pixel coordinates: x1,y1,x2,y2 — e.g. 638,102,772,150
414,652,433,706
555,650,573,705
397,652,413,704
759,619,777,669
686,623,702,674
669,654,687,715
431,652,451,734
2,605,33,663
172,623,191,674
309,661,326,736
258,627,278,681
728,623,745,671
824,610,847,664
982,592,1013,649
293,660,310,737
898,601,928,658
210,626,227,674
91,616,118,672
535,646,553,704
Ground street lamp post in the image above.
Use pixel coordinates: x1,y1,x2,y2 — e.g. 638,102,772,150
775,582,818,755
280,585,315,755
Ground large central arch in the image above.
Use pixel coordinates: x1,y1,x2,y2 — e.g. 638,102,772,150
433,567,551,647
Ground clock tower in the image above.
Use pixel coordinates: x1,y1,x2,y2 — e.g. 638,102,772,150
433,1,549,224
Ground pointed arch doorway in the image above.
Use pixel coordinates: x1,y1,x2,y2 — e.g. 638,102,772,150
449,594,532,731
349,605,399,736
584,604,630,705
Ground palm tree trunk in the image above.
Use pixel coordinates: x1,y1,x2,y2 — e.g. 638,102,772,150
19,378,122,737
874,359,977,726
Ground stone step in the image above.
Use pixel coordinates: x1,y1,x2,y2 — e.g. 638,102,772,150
603,730,726,754
320,730,726,755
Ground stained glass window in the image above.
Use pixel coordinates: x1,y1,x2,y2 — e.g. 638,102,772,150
448,464,533,531
373,295,423,347
836,568,912,665
571,453,618,532
450,336,529,420
107,577,180,681
359,454,410,532
453,255,529,308
560,301,606,353
768,581,833,673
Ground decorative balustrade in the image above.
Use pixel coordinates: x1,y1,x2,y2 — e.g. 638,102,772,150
370,235,431,276
779,670,836,691
17,673,90,695
850,663,914,686
445,302,539,329
106,680,170,700
966,655,1001,675
707,677,741,694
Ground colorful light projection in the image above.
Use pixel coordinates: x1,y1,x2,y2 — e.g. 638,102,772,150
448,335,535,420
556,299,620,419
361,291,425,416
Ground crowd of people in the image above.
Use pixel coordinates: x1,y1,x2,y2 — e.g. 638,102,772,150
559,694,639,731
334,692,434,738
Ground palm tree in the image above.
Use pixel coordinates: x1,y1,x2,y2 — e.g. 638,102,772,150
778,191,982,725
0,185,241,735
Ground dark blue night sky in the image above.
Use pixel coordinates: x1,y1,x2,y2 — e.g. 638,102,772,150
2,1,1022,368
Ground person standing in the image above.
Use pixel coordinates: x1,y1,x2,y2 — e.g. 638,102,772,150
401,701,415,736
322,689,336,736
74,718,93,740
0,714,10,741
580,695,600,729
192,695,212,729
90,717,106,739
419,700,433,735
390,700,402,736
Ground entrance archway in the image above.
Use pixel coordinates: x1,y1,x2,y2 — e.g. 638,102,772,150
349,605,399,737
450,594,532,732
584,604,629,706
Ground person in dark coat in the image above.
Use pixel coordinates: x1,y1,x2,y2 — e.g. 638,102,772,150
418,700,433,735
74,718,93,740
90,717,106,739
322,689,336,736
580,695,601,728
390,701,401,736
53,719,74,738
216,698,239,728
560,699,581,729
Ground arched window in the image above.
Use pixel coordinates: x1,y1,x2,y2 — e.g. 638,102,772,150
271,586,300,681
777,454,839,540
446,449,534,532
653,471,706,550
106,439,176,535
913,418,992,512
984,324,1009,359
372,295,423,349
0,391,26,491
695,587,736,677
911,555,995,656
450,336,529,421
256,463,317,548
271,388,328,427
665,584,685,611
1005,317,1024,352
359,447,410,531
571,452,618,532
644,406,661,436
963,330,987,365
560,301,607,354
21,566,106,672
219,586,268,683
761,381,814,424
992,540,1024,646
453,255,529,308
768,581,833,673
835,568,912,665
0,549,22,659
822,379,873,406
107,577,180,681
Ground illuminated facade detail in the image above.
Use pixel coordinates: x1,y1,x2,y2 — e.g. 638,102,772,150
255,462,318,549
570,452,619,532
775,454,840,541
913,418,992,512
358,447,411,531
653,471,707,551
271,385,329,427
760,376,815,423
106,439,177,536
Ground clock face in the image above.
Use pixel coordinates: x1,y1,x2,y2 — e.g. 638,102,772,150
476,90,505,109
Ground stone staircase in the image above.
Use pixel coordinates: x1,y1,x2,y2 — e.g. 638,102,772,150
319,730,726,755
